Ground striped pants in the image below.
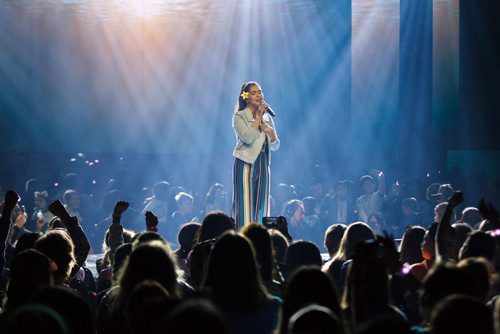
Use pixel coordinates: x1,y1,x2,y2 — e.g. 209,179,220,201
232,150,271,229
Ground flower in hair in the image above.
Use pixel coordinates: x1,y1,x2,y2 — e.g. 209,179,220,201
240,91,249,99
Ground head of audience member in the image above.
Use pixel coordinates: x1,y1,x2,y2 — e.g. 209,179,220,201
62,189,80,211
434,202,453,224
131,231,166,245
205,183,226,205
189,238,216,290
177,222,201,253
283,200,305,226
34,230,76,285
33,286,95,334
425,183,441,202
458,230,496,261
419,263,480,322
197,211,234,243
301,197,318,217
280,267,340,334
203,231,269,310
399,225,425,265
174,192,194,214
118,241,180,306
333,222,375,263
125,280,178,334
359,175,375,195
288,304,342,334
14,232,41,256
4,249,53,312
156,299,228,334
332,181,348,200
324,224,347,258
436,184,454,204
103,228,135,253
34,191,50,210
241,223,274,283
401,197,417,216
112,243,133,281
284,241,322,280
0,303,69,334
152,181,170,202
457,257,492,301
460,207,483,227
269,229,290,265
451,223,473,260
431,295,493,334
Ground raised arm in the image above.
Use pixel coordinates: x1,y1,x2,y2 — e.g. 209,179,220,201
435,191,463,262
48,200,90,273
1,190,19,280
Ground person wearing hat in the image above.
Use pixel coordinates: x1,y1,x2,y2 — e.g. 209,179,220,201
356,170,386,223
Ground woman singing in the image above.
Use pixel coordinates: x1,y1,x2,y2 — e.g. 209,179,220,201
232,81,280,228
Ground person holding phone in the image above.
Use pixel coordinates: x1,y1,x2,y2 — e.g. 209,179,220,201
232,81,280,228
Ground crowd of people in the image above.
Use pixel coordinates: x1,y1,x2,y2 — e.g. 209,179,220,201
1,165,500,333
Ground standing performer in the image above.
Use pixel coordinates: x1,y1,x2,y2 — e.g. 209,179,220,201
232,81,280,228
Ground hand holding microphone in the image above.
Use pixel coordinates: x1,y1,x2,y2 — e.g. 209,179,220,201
259,101,275,117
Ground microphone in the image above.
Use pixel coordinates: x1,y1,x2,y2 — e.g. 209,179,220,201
261,102,276,117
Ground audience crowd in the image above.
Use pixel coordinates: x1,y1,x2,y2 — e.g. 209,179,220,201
1,162,500,334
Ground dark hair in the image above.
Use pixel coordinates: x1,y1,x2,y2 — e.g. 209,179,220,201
62,189,78,204
204,183,225,206
158,299,228,334
241,223,274,283
459,230,496,261
285,240,322,279
301,197,317,216
288,304,342,334
5,249,53,312
178,222,201,251
431,295,493,334
197,211,234,243
34,230,76,284
269,229,289,264
419,263,480,321
399,225,425,265
280,267,340,333
33,286,95,334
237,81,259,111
282,200,303,222
118,241,180,306
324,224,347,257
203,231,269,310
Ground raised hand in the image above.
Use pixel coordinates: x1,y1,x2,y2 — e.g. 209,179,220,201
36,218,47,232
3,190,20,214
145,211,158,232
48,199,71,221
113,201,129,215
15,210,28,228
447,190,464,207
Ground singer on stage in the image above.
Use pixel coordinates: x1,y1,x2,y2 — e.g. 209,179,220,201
232,81,280,229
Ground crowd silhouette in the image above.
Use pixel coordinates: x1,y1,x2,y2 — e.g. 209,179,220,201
1,164,500,334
